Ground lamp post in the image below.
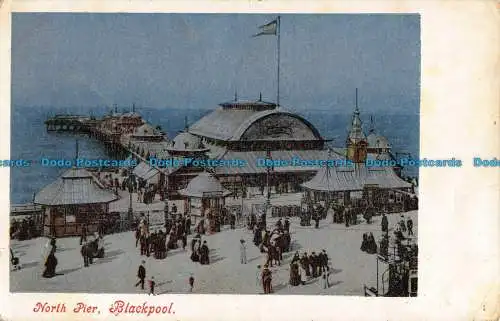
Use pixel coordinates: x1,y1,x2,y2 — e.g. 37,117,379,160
265,149,272,213
376,254,380,296
127,173,134,230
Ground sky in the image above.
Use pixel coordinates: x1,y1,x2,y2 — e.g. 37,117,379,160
12,13,420,114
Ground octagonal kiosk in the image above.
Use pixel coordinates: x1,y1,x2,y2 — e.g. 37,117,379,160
178,172,231,234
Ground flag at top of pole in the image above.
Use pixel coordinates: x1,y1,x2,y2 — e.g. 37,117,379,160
253,19,278,37
252,16,281,107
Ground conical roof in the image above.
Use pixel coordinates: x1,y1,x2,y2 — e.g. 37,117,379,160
302,164,411,191
167,131,209,152
178,172,231,198
301,165,366,192
34,167,118,205
348,106,366,144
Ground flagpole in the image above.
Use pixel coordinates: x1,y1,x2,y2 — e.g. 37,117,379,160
277,16,281,107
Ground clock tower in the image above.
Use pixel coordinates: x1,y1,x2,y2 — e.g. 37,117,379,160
346,89,368,163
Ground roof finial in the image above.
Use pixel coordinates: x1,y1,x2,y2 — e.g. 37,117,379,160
184,116,189,130
369,115,375,133
259,92,262,102
234,89,238,102
114,103,118,114
132,103,135,113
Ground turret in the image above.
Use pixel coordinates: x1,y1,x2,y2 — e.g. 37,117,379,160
346,88,367,163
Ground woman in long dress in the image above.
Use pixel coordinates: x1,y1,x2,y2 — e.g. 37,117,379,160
42,238,57,278
360,233,368,252
298,261,307,285
289,262,300,286
366,232,378,254
190,239,200,262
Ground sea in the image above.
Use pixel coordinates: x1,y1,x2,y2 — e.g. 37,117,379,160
10,106,419,204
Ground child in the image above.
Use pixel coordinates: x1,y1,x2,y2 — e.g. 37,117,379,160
10,248,20,270
256,265,262,286
188,275,194,292
148,276,156,295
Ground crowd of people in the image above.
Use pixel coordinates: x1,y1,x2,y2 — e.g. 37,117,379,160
10,217,40,240
299,203,326,227
252,217,292,268
190,234,210,265
289,250,330,288
133,213,192,259
378,213,417,262
360,232,378,254
11,183,417,295
96,170,160,204
80,232,105,267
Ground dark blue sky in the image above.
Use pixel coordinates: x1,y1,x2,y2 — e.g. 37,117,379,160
12,13,420,113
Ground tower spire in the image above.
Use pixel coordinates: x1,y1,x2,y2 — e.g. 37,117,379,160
234,89,238,102
259,92,262,101
132,103,136,113
184,116,189,130
346,88,367,164
369,115,375,133
351,88,362,131
356,88,359,112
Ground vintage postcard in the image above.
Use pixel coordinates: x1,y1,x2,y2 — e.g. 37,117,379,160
0,1,498,321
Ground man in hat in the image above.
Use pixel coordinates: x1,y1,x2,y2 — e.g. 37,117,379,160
380,233,389,258
79,223,87,245
135,260,146,290
300,252,310,278
261,264,272,294
321,249,330,272
276,218,283,232
381,213,389,233
148,276,156,295
284,217,290,233
310,252,318,277
313,210,320,229
185,215,192,235
230,210,237,230
200,241,210,265
407,217,414,236
399,215,407,233
344,208,350,227
81,240,90,267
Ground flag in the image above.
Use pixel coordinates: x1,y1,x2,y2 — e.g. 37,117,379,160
253,19,278,37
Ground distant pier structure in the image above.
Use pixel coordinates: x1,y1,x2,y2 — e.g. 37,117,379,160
44,115,100,133
44,109,165,160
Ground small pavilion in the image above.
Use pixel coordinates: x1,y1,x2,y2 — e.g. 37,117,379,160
178,172,231,233
301,164,413,214
34,167,118,237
